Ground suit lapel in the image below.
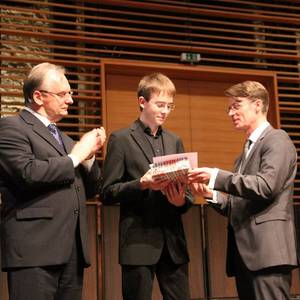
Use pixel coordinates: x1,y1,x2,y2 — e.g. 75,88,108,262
130,121,153,164
240,125,273,172
60,133,74,154
20,110,67,155
234,155,243,172
162,130,175,155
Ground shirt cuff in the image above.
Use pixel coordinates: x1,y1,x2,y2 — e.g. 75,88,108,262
68,154,80,168
206,190,218,204
68,154,95,170
208,168,219,190
81,155,95,171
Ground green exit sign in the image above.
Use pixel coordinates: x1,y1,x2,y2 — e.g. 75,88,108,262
180,52,201,64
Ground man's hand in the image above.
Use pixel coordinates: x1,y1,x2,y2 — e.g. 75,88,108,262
187,167,213,184
70,127,106,163
140,169,170,191
189,182,213,199
163,182,185,207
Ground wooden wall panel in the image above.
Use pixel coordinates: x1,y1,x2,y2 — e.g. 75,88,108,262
188,80,244,170
205,207,237,298
182,206,206,299
104,74,140,136
101,205,122,300
83,204,102,300
0,272,8,300
292,268,300,296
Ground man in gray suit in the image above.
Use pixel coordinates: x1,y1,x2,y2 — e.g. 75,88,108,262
188,81,298,300
0,62,106,300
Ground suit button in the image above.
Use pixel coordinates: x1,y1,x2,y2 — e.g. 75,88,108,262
74,209,79,214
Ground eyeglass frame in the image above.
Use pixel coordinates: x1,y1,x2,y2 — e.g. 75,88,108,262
153,101,176,111
227,98,258,114
38,90,74,98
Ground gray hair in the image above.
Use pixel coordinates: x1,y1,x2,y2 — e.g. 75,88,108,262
23,62,66,105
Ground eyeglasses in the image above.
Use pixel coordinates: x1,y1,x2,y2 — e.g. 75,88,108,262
227,99,257,113
227,102,243,113
154,101,175,111
39,90,74,98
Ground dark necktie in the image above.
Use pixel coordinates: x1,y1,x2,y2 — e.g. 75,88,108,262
238,139,252,172
47,123,64,147
229,139,252,224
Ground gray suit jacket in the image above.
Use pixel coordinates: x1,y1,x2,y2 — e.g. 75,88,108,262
214,125,298,274
0,110,101,270
101,120,194,265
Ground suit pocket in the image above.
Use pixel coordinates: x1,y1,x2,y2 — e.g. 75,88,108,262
16,207,54,220
255,211,287,224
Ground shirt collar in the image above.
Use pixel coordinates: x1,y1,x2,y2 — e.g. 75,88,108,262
138,119,162,137
23,107,52,127
248,121,270,144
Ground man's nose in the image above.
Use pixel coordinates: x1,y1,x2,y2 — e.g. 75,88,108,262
161,106,171,113
228,108,236,116
65,94,73,104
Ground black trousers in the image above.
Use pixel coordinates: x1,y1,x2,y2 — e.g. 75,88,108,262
7,233,85,300
121,246,190,300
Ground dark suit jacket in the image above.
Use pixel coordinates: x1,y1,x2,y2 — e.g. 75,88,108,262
0,110,101,270
213,125,298,275
101,120,194,265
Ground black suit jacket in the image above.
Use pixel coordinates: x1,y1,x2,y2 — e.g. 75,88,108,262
0,110,101,270
101,120,193,265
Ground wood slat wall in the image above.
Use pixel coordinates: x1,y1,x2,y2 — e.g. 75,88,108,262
1,0,300,198
1,1,300,299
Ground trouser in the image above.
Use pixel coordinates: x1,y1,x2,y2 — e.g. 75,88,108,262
232,232,292,300
122,246,190,300
7,234,85,300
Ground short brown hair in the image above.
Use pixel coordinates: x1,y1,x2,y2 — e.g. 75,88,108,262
225,81,269,113
137,72,176,101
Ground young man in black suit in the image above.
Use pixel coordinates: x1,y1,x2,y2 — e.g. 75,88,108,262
0,62,106,300
101,73,194,300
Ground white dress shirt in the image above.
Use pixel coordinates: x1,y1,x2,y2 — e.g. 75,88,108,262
207,121,270,203
23,107,95,170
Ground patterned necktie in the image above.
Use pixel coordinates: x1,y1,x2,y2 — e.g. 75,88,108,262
47,124,64,147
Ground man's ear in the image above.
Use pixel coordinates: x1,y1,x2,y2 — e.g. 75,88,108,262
138,96,146,110
255,98,263,113
32,90,43,106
